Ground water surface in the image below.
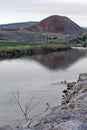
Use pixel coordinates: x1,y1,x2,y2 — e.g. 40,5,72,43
0,48,87,126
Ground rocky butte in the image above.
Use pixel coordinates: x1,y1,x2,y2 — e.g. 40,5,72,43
0,73,87,130
23,15,85,34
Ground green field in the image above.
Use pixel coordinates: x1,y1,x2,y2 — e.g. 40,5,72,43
0,41,46,47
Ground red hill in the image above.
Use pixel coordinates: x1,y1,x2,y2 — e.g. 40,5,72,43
24,15,85,34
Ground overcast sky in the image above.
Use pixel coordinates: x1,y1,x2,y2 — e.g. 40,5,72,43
0,0,87,26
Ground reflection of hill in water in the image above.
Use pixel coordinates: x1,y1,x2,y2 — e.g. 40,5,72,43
31,49,87,70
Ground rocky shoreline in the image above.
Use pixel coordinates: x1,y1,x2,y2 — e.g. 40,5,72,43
1,73,87,130
0,45,71,59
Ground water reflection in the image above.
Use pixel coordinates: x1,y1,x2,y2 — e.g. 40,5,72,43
28,48,87,70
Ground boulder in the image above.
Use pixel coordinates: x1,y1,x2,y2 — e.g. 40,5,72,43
54,119,82,130
29,120,41,128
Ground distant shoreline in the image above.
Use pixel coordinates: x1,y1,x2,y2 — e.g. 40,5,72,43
0,45,71,59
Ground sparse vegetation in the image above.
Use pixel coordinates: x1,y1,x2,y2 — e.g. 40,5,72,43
13,91,38,122
0,42,71,59
0,33,87,59
68,34,87,47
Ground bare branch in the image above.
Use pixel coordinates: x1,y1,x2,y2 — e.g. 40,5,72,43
13,91,38,122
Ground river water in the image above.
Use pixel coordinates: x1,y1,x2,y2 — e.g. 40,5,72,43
0,48,87,126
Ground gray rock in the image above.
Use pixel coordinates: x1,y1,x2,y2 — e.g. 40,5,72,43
67,82,76,90
78,73,87,82
22,128,35,130
0,125,12,130
44,123,52,129
54,119,82,130
29,120,41,128
23,120,32,128
78,123,87,130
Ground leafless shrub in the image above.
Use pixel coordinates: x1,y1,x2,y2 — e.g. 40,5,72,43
13,91,38,122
